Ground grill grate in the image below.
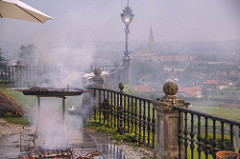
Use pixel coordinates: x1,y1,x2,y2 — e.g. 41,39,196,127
22,147,73,159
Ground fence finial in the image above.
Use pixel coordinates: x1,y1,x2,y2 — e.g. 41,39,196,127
114,62,120,67
92,68,104,88
93,68,102,76
119,82,124,93
163,81,178,96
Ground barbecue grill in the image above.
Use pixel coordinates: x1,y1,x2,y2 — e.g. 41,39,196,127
21,86,89,141
22,86,86,97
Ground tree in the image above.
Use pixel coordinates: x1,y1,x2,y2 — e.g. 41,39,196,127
124,84,140,96
0,48,7,66
19,44,35,65
201,87,209,98
220,88,232,96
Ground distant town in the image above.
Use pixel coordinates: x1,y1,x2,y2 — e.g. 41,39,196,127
93,27,240,103
1,27,240,105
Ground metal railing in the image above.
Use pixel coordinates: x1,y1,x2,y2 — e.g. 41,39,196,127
0,66,15,83
90,66,121,72
89,87,156,148
174,106,240,159
0,65,51,86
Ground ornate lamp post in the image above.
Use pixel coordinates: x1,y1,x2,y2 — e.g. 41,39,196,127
121,0,134,83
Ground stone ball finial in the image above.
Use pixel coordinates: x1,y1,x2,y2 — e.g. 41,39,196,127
114,62,120,67
93,68,102,76
16,59,23,65
163,82,178,95
119,82,124,92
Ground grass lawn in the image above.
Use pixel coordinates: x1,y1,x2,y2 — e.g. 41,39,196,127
2,117,29,125
2,112,30,126
0,85,37,110
0,85,36,125
189,104,240,121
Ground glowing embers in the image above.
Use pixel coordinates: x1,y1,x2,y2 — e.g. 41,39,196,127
22,147,73,159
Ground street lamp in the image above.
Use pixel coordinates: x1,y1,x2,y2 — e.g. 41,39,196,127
121,0,134,63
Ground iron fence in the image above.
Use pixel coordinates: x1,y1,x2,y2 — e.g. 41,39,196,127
90,66,120,72
0,66,15,83
0,65,51,86
174,106,240,159
89,87,156,148
24,65,51,85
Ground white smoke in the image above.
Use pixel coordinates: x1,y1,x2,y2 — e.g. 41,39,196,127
30,24,96,88
27,20,97,149
30,97,84,149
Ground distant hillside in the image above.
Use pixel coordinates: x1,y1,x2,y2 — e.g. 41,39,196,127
2,39,240,62
155,39,240,56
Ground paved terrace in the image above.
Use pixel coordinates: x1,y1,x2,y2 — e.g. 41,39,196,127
0,118,153,159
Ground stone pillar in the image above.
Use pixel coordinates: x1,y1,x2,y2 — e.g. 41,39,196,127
91,68,104,88
235,127,239,147
14,60,25,87
91,68,105,111
153,82,189,159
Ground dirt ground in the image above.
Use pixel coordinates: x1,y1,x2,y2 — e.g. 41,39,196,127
0,118,31,136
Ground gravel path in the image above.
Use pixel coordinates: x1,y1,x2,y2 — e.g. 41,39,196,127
0,118,31,136
86,128,154,159
118,143,154,159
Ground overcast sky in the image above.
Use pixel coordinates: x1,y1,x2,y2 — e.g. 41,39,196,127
1,0,240,51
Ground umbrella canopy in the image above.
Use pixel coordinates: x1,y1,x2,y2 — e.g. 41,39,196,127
0,0,52,23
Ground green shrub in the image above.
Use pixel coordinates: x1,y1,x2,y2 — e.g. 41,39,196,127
86,119,138,144
0,80,14,84
201,133,231,152
2,116,30,126
5,112,14,117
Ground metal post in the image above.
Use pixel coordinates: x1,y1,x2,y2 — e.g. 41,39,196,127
235,127,239,147
125,25,129,56
121,2,134,84
62,96,66,138
123,24,130,84
34,96,40,139
118,82,125,134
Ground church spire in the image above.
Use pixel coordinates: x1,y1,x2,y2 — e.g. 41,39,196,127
150,26,153,38
148,26,154,53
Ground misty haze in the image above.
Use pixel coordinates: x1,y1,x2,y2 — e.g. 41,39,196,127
0,0,240,158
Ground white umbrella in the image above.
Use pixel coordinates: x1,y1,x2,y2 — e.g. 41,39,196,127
0,0,53,23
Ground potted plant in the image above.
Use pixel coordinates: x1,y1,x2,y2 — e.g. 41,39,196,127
216,151,240,159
